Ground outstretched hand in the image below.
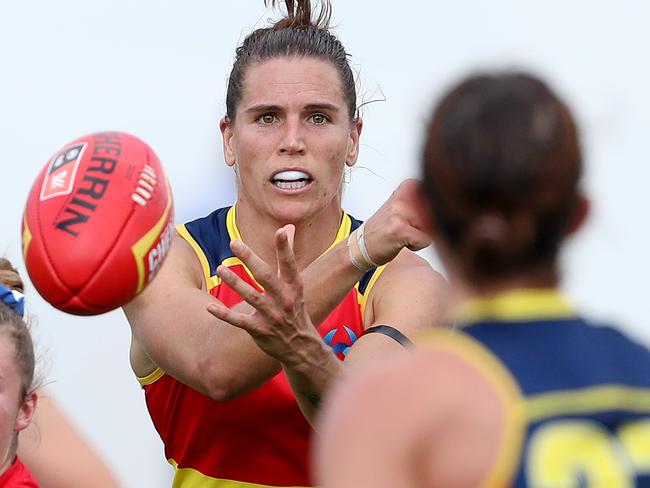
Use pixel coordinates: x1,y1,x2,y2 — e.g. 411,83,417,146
206,225,319,364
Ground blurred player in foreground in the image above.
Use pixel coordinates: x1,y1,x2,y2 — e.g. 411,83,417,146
0,259,122,488
123,0,445,485
316,72,650,487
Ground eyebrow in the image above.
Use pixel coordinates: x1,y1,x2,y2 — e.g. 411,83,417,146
243,103,341,114
303,103,340,113
244,104,282,115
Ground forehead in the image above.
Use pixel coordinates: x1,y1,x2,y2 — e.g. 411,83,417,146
239,57,346,110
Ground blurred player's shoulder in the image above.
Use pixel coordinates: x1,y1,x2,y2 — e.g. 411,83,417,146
319,330,525,488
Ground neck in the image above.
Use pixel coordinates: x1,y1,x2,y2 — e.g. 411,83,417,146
233,201,344,271
445,266,560,314
0,442,16,478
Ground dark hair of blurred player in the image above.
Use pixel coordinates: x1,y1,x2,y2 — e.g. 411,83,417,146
317,72,650,487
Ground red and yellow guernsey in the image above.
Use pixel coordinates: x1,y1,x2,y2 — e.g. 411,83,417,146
138,206,386,487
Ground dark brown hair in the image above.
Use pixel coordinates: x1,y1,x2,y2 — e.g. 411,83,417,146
225,0,356,120
421,72,582,285
0,258,36,402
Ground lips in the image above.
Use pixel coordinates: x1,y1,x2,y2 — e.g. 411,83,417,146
271,169,312,190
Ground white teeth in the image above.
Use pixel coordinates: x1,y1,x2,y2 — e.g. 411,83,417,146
272,170,309,181
275,180,308,190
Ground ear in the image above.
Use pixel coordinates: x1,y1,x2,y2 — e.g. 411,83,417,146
345,118,363,167
566,193,590,236
14,391,37,433
220,117,237,167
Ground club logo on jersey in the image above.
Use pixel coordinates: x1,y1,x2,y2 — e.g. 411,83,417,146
324,326,358,359
40,142,87,201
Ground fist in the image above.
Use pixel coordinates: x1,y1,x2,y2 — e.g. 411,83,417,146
361,179,433,266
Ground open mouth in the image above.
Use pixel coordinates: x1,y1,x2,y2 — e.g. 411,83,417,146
271,170,312,190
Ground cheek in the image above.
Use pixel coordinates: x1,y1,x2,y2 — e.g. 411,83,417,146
322,133,350,167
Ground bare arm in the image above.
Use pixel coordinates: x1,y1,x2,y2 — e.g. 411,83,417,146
124,233,281,401
18,395,122,488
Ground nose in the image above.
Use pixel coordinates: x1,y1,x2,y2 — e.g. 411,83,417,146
279,116,305,155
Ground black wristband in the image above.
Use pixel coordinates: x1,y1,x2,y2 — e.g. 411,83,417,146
363,325,413,349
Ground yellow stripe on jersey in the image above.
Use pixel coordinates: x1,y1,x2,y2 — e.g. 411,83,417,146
526,385,650,422
226,204,243,241
356,264,388,323
455,288,575,325
416,329,526,488
137,367,165,387
321,212,351,254
175,224,220,290
169,460,309,488
220,256,263,291
227,205,352,257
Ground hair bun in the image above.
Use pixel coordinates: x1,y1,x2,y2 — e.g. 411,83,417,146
266,0,331,30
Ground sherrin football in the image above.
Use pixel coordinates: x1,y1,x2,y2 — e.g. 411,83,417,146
22,131,174,315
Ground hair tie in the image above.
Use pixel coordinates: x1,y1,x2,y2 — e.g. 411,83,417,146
0,284,25,317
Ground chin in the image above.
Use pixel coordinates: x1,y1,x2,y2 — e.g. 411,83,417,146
269,199,335,225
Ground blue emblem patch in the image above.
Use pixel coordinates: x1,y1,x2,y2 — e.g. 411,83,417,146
323,326,358,358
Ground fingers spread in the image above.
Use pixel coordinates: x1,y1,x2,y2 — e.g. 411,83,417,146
275,227,300,285
217,265,272,313
206,302,253,331
284,224,295,251
229,240,280,295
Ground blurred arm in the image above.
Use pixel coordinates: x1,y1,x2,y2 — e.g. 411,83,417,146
18,394,122,488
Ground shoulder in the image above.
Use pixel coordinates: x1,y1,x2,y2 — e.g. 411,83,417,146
319,331,524,487
364,249,448,329
373,249,446,294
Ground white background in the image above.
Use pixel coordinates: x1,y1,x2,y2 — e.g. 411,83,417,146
1,1,649,486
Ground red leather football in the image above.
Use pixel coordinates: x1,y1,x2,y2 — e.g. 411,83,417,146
22,131,174,315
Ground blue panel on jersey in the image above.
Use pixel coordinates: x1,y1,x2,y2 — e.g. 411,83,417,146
462,318,650,396
349,215,382,296
183,207,233,276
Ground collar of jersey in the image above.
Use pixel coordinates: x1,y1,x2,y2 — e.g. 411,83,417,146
455,288,576,327
227,204,352,259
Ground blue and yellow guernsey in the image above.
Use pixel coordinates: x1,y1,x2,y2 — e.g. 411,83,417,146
445,289,650,487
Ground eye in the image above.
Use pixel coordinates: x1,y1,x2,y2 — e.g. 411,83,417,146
310,113,328,125
258,114,277,124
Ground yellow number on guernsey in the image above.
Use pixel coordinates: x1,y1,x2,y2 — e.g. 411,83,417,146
526,420,632,487
618,420,650,476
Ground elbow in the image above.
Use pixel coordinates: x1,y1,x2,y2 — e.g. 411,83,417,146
206,381,240,403
194,356,241,402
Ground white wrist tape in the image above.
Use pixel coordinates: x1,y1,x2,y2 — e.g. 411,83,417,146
347,231,371,272
357,223,379,268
